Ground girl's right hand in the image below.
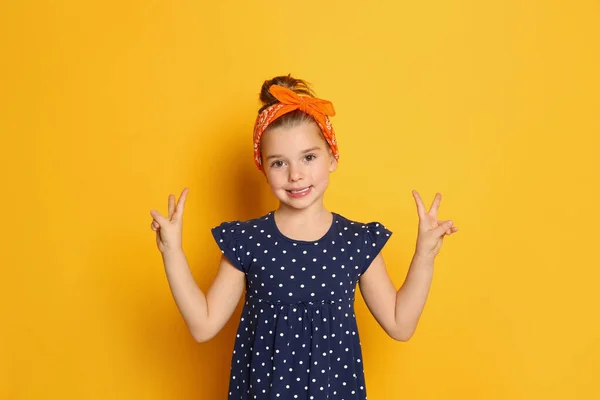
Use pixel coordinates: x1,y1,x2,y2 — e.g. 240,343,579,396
150,188,189,254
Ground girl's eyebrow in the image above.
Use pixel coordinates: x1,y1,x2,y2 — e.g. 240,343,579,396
302,146,321,154
266,146,322,160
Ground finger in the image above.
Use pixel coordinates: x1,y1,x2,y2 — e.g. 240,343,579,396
412,190,426,218
174,188,189,219
150,210,169,225
435,220,453,237
152,220,160,229
168,194,175,220
447,227,458,236
429,192,441,218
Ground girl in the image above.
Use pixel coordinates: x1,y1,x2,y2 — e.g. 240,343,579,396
149,75,458,400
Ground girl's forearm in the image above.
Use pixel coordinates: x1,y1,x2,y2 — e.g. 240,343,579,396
161,248,208,341
394,253,435,340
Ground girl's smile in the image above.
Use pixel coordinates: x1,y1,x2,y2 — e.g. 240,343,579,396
286,185,313,198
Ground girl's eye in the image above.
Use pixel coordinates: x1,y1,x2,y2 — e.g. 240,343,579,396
271,160,285,168
304,154,317,162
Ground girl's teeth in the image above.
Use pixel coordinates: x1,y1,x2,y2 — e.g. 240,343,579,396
291,187,310,193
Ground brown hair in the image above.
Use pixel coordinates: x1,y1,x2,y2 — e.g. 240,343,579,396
258,74,319,132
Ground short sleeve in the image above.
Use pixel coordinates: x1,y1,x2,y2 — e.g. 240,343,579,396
360,221,393,275
211,221,251,273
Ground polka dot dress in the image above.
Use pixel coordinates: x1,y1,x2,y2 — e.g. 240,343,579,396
211,211,392,400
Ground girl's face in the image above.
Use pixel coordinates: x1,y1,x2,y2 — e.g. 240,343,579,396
261,121,337,211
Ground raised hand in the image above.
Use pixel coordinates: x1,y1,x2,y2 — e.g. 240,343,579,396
150,188,189,254
412,190,458,259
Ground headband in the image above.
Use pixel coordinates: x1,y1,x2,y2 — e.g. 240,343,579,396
253,85,339,171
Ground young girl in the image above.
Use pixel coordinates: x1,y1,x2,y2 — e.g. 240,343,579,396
150,75,458,400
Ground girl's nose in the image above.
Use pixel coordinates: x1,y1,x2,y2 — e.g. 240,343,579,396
288,165,303,182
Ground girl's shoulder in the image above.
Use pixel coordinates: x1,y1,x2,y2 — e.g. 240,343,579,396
333,212,393,275
210,212,274,273
212,211,273,233
333,212,393,235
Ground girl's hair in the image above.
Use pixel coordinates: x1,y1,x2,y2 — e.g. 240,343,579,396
258,74,319,132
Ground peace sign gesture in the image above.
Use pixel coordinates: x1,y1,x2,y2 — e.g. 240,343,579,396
412,190,458,259
150,188,189,254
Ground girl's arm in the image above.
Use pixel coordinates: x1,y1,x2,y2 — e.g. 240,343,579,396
162,249,245,343
359,191,457,341
358,252,434,342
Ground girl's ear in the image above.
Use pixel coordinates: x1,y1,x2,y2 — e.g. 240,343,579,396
329,154,338,172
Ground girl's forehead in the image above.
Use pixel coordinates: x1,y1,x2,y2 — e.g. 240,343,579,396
261,123,325,152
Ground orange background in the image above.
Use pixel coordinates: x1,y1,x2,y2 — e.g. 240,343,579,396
2,1,599,399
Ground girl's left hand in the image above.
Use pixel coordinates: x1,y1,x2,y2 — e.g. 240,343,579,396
412,190,458,259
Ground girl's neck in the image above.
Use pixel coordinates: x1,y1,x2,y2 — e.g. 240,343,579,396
275,201,330,220
273,203,333,242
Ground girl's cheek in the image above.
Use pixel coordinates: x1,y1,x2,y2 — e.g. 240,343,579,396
267,171,284,185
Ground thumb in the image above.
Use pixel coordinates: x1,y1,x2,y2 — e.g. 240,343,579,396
434,220,453,237
150,210,169,226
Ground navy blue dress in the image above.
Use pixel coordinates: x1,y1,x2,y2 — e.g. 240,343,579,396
211,211,392,400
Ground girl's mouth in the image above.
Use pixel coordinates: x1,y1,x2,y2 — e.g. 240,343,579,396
286,186,312,198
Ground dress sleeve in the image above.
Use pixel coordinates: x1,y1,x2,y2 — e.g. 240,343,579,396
211,221,250,273
360,221,393,275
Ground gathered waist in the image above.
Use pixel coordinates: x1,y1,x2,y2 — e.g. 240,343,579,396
246,294,353,310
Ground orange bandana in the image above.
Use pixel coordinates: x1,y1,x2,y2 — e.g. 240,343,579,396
253,85,339,171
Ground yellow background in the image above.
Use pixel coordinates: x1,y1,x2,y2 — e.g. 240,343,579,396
2,0,598,399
